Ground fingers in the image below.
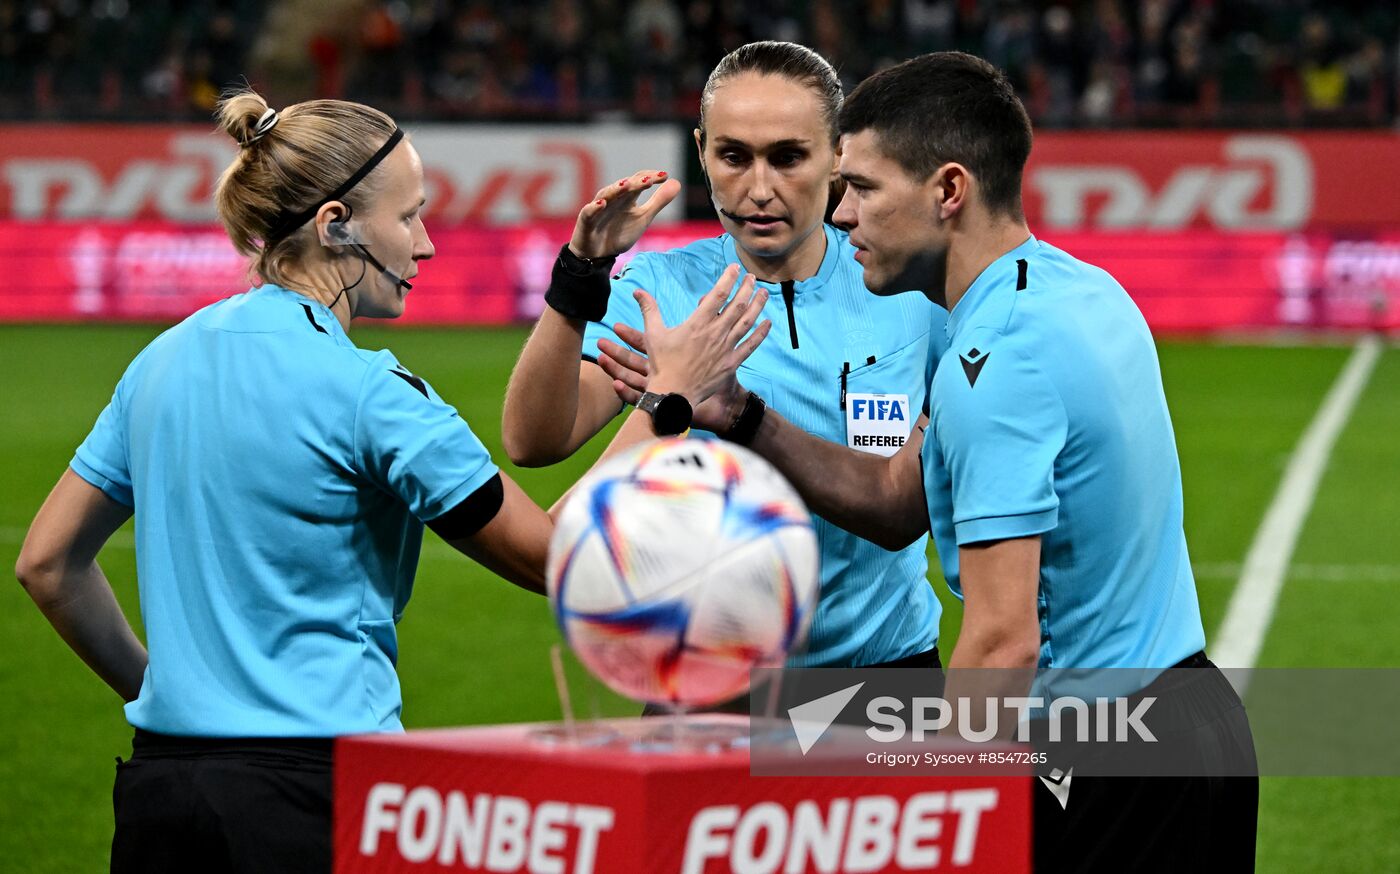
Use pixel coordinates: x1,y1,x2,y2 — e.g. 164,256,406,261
597,353,646,404
612,379,644,406
725,285,769,346
597,351,648,393
593,180,642,213
589,169,671,210
731,319,773,366
717,276,761,330
699,264,743,319
627,168,669,190
614,322,648,353
573,170,672,257
633,289,664,336
597,338,650,378
578,197,608,220
639,177,682,220
582,175,635,215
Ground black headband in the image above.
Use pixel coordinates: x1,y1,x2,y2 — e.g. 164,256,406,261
263,126,405,245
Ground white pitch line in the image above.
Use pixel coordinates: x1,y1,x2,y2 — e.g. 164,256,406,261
1193,562,1400,583
1212,336,1383,686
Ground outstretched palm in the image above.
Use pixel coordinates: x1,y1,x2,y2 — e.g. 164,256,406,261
596,267,772,433
570,170,682,259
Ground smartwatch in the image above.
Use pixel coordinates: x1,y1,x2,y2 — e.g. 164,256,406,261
637,391,693,436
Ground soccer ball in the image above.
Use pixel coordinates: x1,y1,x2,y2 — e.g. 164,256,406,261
547,438,820,708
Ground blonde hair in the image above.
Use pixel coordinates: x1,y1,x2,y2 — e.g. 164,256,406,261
214,89,398,286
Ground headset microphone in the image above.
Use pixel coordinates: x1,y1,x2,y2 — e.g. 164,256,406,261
713,199,749,225
351,243,412,291
325,217,412,291
698,154,749,225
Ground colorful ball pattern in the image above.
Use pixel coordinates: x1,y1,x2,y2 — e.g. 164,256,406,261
546,437,820,707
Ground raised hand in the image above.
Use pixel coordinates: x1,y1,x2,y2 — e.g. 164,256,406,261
596,265,771,431
569,169,681,260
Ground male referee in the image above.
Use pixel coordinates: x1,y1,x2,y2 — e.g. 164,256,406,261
597,52,1257,872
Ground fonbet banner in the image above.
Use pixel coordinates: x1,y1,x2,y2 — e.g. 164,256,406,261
333,719,1031,873
0,124,683,226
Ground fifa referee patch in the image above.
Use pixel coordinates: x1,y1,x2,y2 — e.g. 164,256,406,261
845,393,911,457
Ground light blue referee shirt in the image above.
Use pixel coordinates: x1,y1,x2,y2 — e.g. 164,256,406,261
585,224,945,668
71,285,499,737
922,236,1205,677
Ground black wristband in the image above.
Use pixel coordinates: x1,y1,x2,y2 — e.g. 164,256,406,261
721,391,766,446
545,244,616,322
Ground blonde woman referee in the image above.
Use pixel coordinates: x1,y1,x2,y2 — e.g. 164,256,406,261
13,91,744,872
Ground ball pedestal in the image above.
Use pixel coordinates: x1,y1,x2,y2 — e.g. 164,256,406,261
334,715,1031,873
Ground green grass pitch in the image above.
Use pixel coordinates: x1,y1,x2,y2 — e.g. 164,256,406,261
0,325,1396,871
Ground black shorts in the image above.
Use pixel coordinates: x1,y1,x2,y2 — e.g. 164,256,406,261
1032,655,1259,874
112,729,334,874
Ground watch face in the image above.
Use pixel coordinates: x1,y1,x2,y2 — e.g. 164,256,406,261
652,393,693,435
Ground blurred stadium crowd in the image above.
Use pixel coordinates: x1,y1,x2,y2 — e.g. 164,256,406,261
0,0,1396,126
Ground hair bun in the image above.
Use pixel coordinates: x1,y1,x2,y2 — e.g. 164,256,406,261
217,90,274,149
243,108,280,146
212,91,397,276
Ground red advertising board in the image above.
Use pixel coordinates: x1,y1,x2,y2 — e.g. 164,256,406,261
4,126,1397,234
1023,131,1400,232
333,718,1031,873
0,124,684,226
2,219,1397,333
2,126,1396,331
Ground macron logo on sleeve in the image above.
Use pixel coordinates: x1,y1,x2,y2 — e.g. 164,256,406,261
959,348,989,388
389,368,429,398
